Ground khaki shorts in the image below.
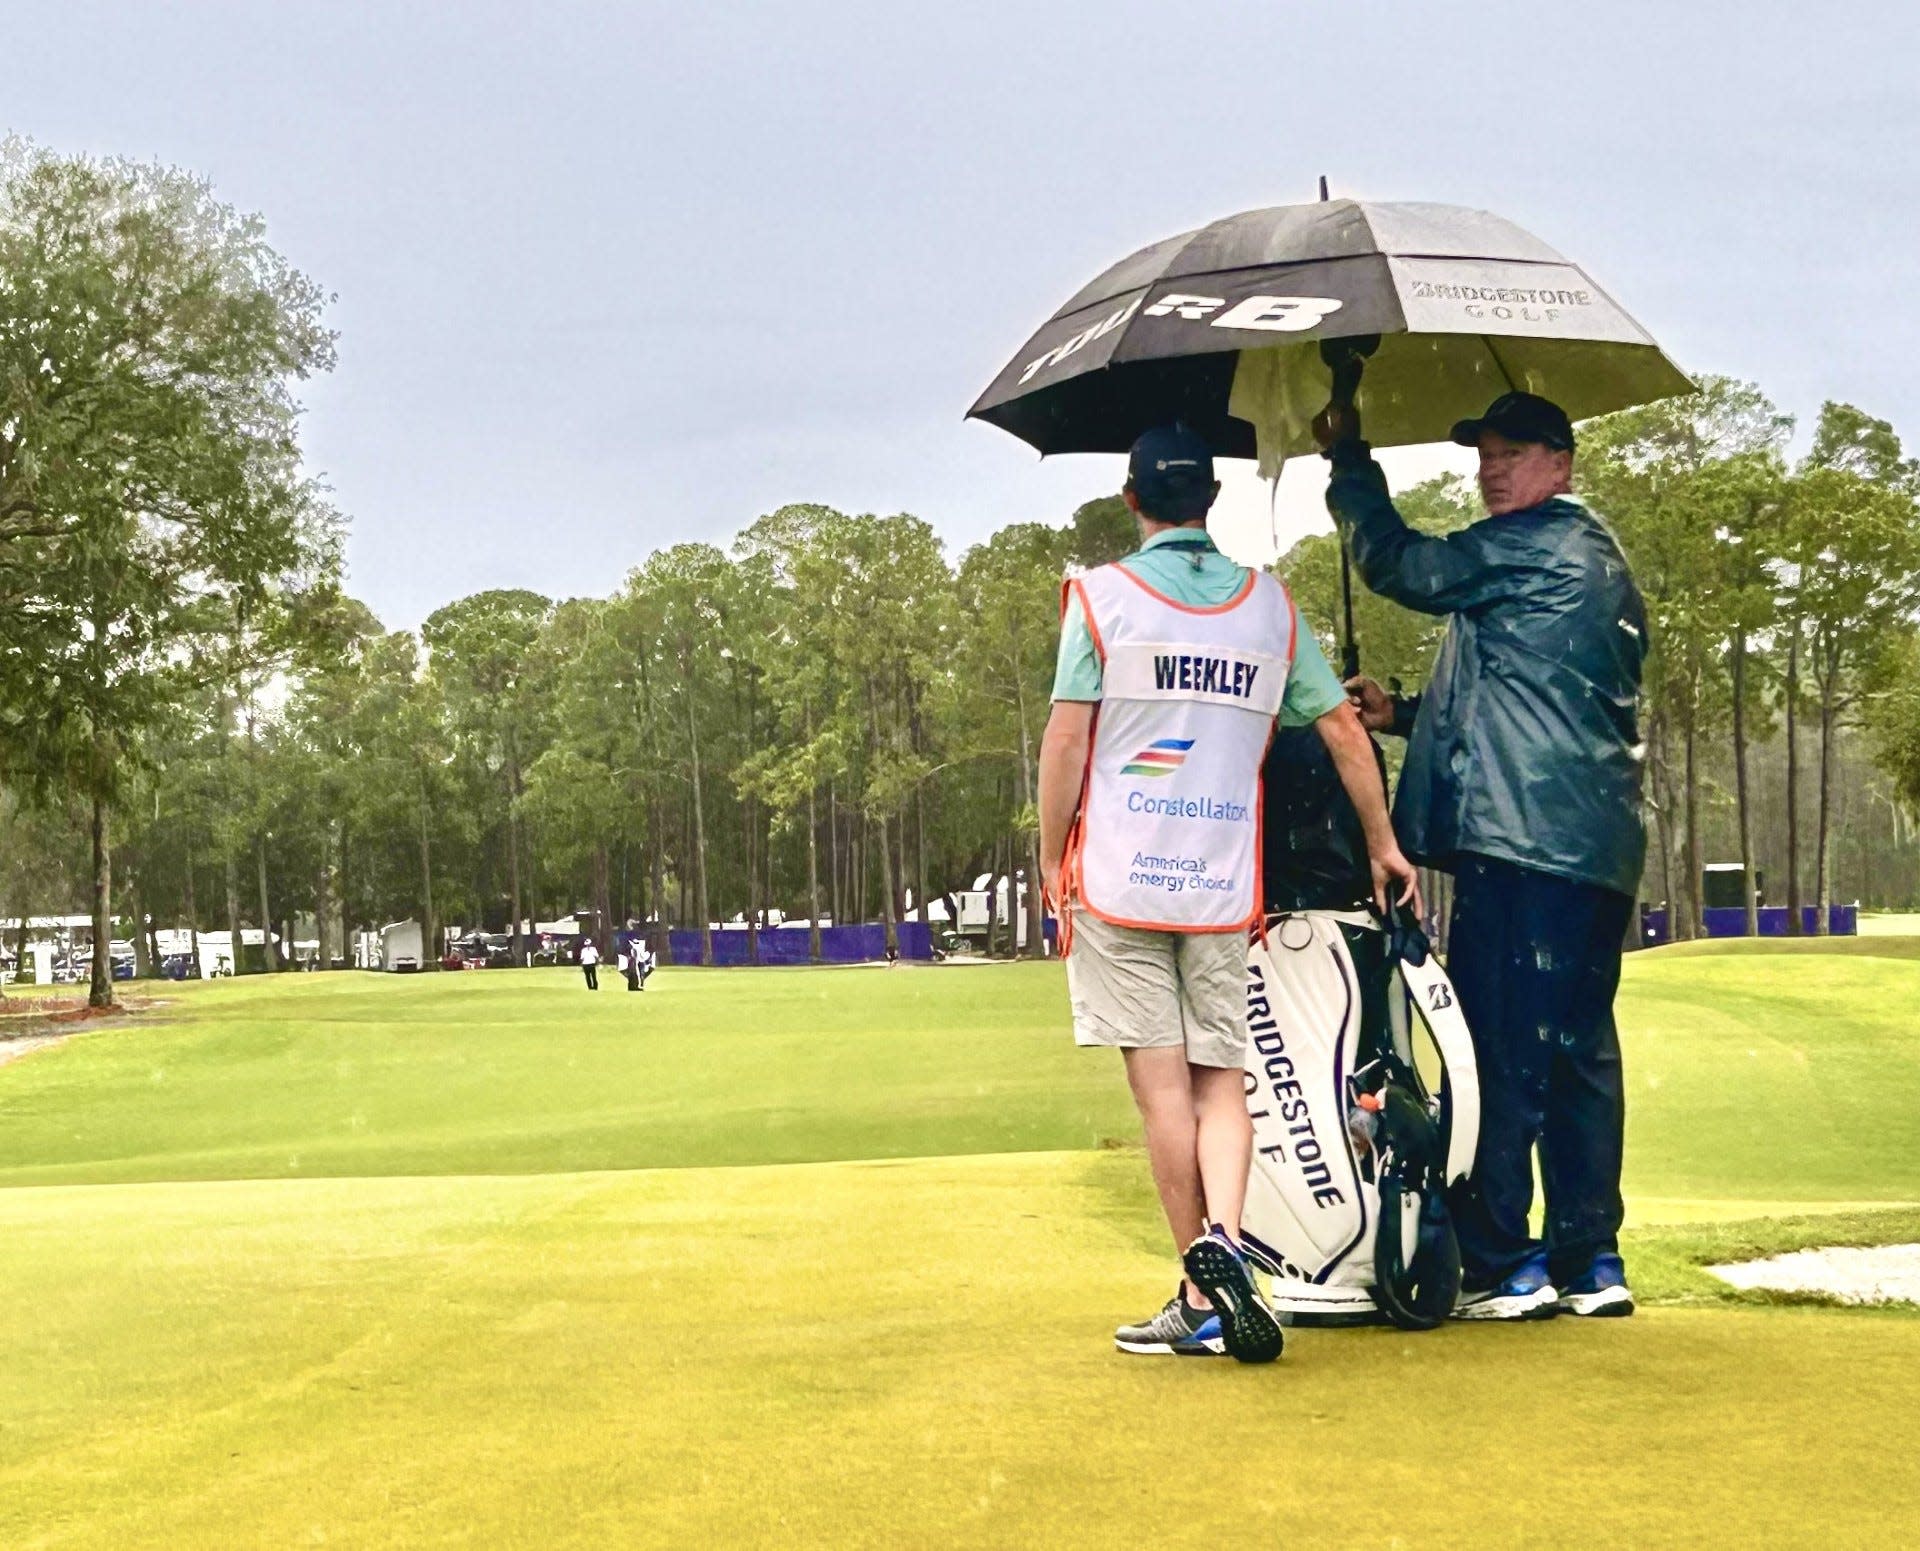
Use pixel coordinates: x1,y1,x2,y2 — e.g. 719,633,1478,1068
1065,907,1250,1069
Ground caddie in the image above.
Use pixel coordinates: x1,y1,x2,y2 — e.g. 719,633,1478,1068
1037,423,1420,1363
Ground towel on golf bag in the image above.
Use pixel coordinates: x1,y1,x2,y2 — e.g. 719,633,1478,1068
1241,908,1479,1329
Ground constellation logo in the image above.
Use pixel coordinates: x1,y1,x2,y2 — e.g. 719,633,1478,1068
1127,792,1249,823
1120,738,1193,778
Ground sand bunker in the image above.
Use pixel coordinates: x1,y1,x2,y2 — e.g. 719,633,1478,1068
1708,1243,1920,1305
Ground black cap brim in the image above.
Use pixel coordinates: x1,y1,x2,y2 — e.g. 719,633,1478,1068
1448,415,1572,452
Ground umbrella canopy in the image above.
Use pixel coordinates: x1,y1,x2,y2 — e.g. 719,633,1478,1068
968,199,1692,472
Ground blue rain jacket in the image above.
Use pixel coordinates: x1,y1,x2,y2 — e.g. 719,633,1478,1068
1326,443,1649,899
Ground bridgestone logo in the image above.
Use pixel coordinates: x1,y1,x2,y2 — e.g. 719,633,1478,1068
1410,281,1592,306
1244,960,1346,1209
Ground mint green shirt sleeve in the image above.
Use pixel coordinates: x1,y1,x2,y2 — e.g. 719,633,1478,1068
1278,603,1348,727
1050,590,1103,701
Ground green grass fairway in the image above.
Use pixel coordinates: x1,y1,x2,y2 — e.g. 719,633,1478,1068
1617,953,1920,1198
2,947,1917,1547
5,955,1918,1202
1653,932,1920,963
0,966,1134,1185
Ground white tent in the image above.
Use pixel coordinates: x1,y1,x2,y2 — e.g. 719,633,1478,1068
190,929,275,978
379,921,425,972
906,874,1038,949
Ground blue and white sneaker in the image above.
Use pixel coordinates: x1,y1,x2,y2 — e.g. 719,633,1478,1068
1114,1290,1225,1356
1182,1226,1285,1364
1454,1253,1560,1321
1560,1253,1635,1318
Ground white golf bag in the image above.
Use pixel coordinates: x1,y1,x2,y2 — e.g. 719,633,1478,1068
1241,906,1481,1328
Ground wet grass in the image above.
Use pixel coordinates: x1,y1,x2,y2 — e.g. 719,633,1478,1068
0,941,1915,1546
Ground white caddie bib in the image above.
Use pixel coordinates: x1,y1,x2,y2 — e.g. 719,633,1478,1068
1065,561,1295,932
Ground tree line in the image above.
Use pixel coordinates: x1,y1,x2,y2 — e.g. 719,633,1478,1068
4,144,1918,1008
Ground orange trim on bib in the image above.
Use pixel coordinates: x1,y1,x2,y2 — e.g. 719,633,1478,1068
1066,576,1107,665
1279,579,1309,670
1053,701,1101,959
1070,895,1261,935
1251,726,1274,950
1112,565,1258,616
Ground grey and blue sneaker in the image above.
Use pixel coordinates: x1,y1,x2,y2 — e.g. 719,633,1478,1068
1182,1226,1285,1364
1114,1290,1225,1356
1560,1253,1635,1318
1454,1252,1560,1321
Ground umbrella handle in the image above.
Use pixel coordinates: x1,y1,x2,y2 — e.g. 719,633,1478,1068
1319,334,1380,433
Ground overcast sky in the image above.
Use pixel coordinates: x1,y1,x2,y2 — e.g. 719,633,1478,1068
12,0,1918,628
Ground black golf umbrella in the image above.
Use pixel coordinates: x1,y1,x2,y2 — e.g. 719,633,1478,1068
969,196,1692,674
967,198,1692,473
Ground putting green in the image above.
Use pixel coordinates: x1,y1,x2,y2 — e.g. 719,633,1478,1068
1,947,1916,1546
2,1151,1915,1551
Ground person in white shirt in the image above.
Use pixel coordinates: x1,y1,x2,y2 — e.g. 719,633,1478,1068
578,938,600,990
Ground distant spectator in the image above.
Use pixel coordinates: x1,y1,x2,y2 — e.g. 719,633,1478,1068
579,938,600,991
631,937,656,991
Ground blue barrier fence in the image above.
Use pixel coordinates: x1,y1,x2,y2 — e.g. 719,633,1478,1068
1640,905,1857,944
648,922,935,965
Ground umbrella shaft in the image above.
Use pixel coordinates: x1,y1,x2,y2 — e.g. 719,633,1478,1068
1340,542,1359,680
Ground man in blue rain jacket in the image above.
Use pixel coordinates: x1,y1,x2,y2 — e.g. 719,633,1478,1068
1318,391,1647,1322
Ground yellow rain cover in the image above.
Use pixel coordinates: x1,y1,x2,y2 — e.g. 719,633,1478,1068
1228,344,1332,478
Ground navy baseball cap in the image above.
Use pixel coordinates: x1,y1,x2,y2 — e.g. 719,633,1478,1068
1450,392,1575,452
1126,423,1216,517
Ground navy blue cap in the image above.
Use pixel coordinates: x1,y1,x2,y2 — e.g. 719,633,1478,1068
1126,423,1216,518
1450,391,1575,452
